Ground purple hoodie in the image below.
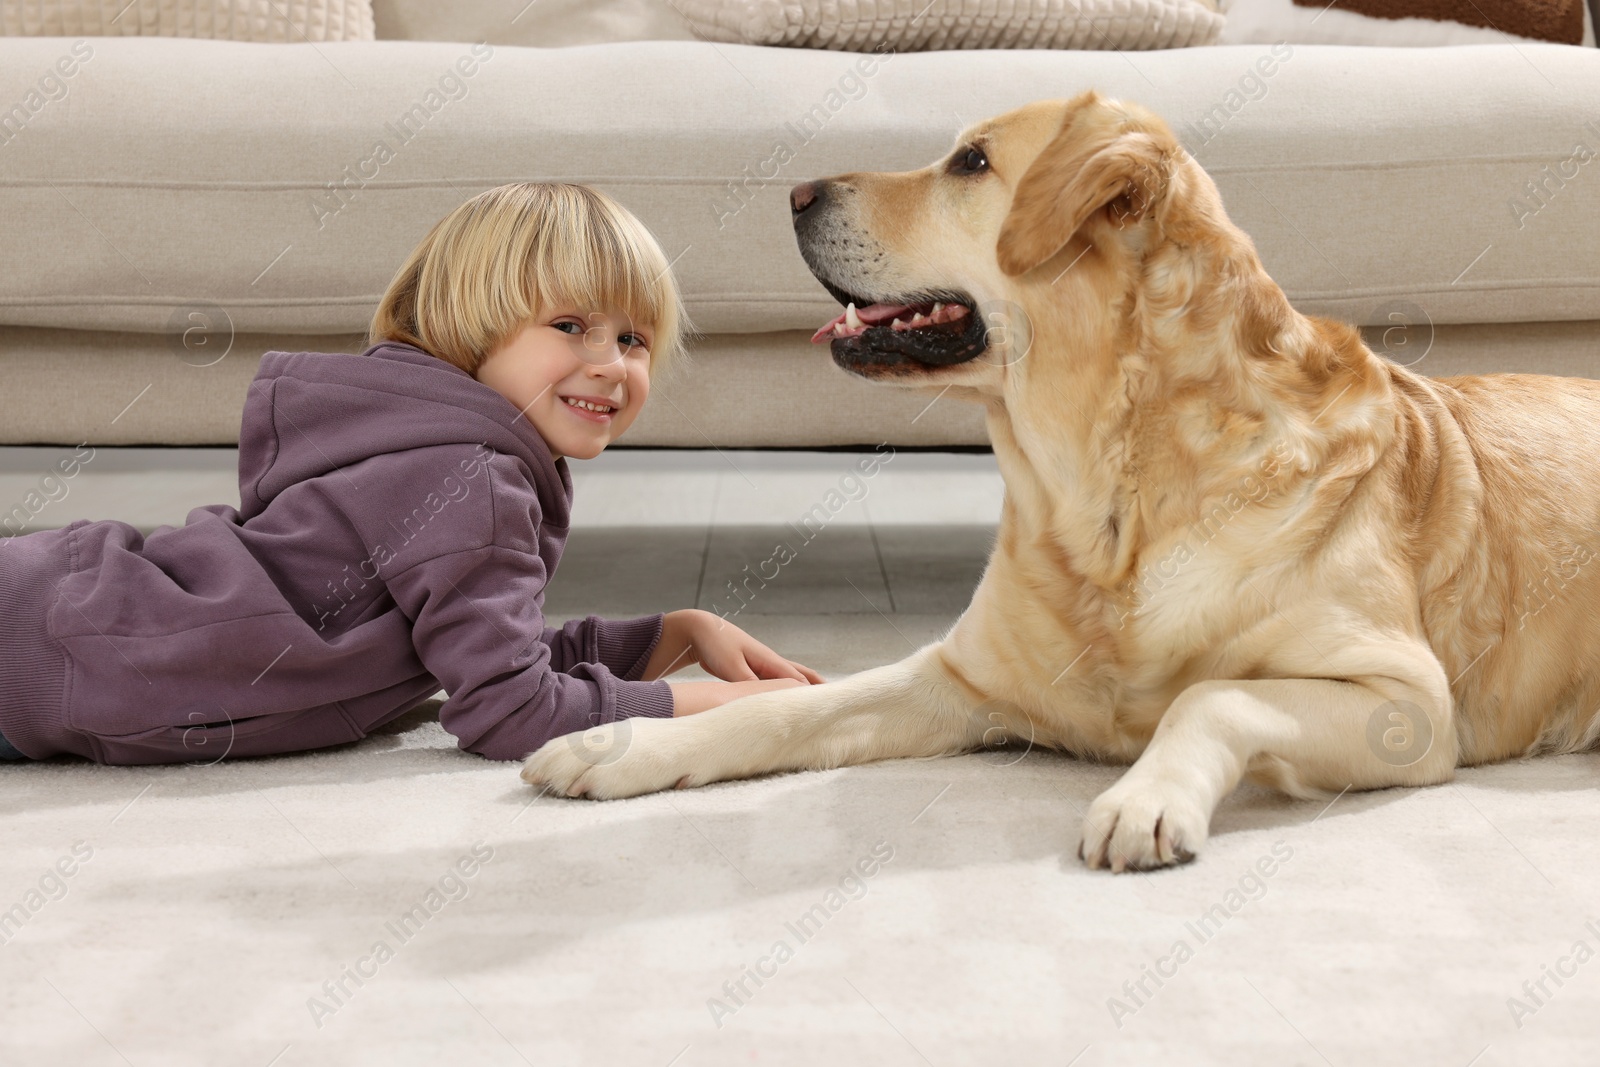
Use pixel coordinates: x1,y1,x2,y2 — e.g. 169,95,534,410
0,340,674,764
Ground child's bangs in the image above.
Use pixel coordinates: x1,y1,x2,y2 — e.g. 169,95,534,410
369,182,692,374
520,188,686,370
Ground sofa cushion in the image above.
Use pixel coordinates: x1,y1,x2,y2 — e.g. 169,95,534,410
0,0,375,41
371,0,696,47
671,0,1222,51
0,36,1597,339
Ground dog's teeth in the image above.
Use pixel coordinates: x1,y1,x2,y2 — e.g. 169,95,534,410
833,321,847,336
910,313,931,327
845,302,864,330
891,317,911,331
932,302,944,316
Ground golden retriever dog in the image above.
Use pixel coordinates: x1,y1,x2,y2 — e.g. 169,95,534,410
521,90,1600,872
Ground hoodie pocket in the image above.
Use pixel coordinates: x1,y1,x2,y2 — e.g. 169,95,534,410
93,704,365,765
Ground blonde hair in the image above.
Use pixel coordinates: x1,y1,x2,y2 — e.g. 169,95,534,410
369,182,693,376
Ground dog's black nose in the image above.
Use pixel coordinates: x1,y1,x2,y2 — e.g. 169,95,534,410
790,181,821,216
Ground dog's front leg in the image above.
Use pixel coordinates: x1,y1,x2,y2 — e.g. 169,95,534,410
1080,665,1456,872
519,643,991,799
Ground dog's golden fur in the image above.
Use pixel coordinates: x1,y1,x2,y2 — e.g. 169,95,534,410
522,91,1600,871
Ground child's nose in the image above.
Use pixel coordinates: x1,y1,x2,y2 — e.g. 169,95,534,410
586,349,626,376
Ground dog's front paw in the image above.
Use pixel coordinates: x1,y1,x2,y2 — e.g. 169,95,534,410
519,716,690,800
1079,776,1209,872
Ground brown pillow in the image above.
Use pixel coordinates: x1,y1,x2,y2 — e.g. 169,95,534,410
1289,0,1584,44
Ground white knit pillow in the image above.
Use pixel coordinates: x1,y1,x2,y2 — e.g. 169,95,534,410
672,0,1224,51
1,0,375,41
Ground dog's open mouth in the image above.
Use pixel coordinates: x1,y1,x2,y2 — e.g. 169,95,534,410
808,280,988,373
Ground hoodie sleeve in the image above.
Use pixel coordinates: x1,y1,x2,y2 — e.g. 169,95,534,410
541,613,667,679
383,544,675,761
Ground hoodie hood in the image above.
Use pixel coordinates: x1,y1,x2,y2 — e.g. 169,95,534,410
237,340,570,526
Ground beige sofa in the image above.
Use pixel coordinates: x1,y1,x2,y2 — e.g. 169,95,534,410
2,2,1599,449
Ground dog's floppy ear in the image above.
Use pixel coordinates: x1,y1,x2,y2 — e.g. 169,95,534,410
997,118,1172,277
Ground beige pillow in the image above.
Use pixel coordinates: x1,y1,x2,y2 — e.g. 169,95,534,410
1,0,375,41
372,0,699,47
671,0,1224,50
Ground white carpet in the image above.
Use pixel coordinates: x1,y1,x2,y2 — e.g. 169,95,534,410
4,696,1599,1066
4,449,1598,1064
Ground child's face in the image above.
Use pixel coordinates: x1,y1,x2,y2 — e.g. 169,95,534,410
475,306,652,461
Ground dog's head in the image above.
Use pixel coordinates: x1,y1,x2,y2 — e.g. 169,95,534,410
791,91,1274,400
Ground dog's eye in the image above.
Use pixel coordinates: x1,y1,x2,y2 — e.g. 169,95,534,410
950,144,989,176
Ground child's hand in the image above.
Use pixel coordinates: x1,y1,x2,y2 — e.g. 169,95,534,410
643,609,824,685
688,611,826,686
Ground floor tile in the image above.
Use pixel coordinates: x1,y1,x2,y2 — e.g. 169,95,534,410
860,465,1005,525
0,446,238,535
564,448,1004,528
698,523,891,617
566,453,719,527
875,524,996,615
710,465,877,527
543,526,706,618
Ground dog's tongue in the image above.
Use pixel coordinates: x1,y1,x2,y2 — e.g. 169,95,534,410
810,302,917,344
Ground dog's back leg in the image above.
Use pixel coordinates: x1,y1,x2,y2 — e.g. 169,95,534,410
520,643,993,800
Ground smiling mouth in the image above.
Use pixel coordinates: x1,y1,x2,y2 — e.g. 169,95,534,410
561,395,618,421
809,280,989,373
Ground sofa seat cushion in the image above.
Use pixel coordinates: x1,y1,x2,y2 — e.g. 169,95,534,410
1,36,1598,339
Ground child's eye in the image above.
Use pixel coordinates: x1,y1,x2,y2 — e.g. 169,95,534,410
552,320,646,351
